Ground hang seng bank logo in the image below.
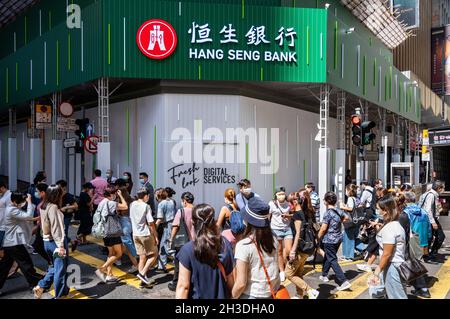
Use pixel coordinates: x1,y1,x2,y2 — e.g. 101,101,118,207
136,19,178,60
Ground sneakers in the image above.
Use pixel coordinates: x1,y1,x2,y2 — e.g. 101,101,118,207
337,281,352,291
319,275,329,282
280,271,286,282
339,256,352,262
106,275,119,283
412,289,431,299
291,295,302,299
95,269,107,283
128,265,138,274
307,288,319,299
168,281,177,291
137,273,150,285
33,286,44,299
356,263,373,272
114,259,122,266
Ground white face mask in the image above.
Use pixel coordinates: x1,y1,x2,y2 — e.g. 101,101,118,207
242,188,252,193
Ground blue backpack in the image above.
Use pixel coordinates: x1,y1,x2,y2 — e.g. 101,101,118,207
228,204,246,235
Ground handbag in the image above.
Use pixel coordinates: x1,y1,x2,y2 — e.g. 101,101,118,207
254,242,290,299
103,201,123,238
171,208,190,250
398,232,428,283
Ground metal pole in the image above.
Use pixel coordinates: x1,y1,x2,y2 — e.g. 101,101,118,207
318,84,331,222
81,106,86,185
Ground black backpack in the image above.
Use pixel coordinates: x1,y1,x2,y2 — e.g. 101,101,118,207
171,208,190,250
296,216,317,256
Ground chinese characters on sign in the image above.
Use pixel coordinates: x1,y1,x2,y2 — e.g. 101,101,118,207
188,22,298,63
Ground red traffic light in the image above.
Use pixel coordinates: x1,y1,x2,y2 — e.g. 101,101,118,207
351,115,361,125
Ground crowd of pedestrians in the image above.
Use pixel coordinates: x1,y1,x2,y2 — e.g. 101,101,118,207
0,169,447,299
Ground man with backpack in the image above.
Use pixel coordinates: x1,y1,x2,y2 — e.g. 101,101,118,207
168,192,195,291
420,180,446,263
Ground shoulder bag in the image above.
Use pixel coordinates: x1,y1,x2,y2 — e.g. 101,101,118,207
398,229,428,283
104,201,123,238
171,208,190,250
254,242,290,299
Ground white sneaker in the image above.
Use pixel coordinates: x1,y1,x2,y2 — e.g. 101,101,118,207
280,271,286,282
356,264,373,272
319,275,329,282
307,288,319,299
106,275,119,283
337,281,352,291
95,269,107,283
291,295,301,299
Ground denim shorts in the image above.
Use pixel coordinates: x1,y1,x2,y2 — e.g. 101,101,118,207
272,227,293,240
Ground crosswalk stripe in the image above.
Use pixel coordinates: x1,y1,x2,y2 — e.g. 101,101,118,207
429,257,450,299
331,272,371,299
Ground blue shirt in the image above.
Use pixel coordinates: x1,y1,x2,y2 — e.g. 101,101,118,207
156,199,176,223
322,208,344,244
177,238,235,299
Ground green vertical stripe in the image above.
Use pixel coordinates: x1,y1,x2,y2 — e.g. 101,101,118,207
242,0,245,19
108,24,111,65
389,66,392,99
316,0,319,8
369,37,372,46
153,126,157,186
93,154,97,170
198,64,202,80
334,21,338,69
399,82,402,111
245,143,249,179
68,33,71,70
126,108,130,166
384,75,387,101
306,26,310,65
56,40,59,86
373,58,376,86
260,67,263,81
15,63,18,91
363,56,366,95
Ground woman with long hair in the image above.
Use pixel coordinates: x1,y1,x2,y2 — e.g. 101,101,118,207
122,172,133,195
368,195,407,299
76,183,95,245
33,185,69,299
116,186,139,272
285,191,319,299
340,184,360,261
216,188,239,231
232,195,280,299
94,188,128,283
176,204,234,299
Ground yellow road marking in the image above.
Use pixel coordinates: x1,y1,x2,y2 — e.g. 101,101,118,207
331,272,370,299
429,257,450,299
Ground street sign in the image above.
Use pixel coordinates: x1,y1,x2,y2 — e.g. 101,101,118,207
36,104,52,130
59,102,74,118
423,129,429,146
86,123,94,137
36,122,52,130
64,138,77,148
422,153,430,162
362,150,379,161
84,135,99,154
57,117,78,132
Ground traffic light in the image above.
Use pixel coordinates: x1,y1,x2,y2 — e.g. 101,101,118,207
361,121,376,146
351,114,362,146
75,118,89,140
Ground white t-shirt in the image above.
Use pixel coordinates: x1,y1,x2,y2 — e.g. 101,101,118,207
130,201,154,237
346,196,356,210
235,237,280,298
269,200,291,230
0,190,12,231
98,198,118,218
376,221,406,264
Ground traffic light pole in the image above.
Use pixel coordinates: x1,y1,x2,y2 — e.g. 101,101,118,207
318,84,331,222
51,92,63,184
335,90,346,203
81,106,86,185
378,108,388,185
354,107,362,186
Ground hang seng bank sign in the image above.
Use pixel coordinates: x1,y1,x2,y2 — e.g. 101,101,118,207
133,5,327,83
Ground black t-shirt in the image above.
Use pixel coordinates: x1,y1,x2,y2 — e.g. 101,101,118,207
291,210,306,237
78,192,91,215
62,193,76,216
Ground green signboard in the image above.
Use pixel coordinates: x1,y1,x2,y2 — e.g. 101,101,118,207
104,0,327,83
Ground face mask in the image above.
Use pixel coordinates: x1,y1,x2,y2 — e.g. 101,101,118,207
242,188,252,193
139,178,145,185
277,194,286,202
123,176,129,181
35,191,41,199
106,174,111,178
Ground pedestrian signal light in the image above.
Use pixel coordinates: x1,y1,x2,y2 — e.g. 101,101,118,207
351,115,362,146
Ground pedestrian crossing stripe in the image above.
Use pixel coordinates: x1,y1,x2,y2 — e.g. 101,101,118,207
331,272,371,299
429,257,450,299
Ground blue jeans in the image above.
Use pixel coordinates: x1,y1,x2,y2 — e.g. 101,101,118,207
64,215,72,242
376,263,407,299
120,216,137,258
342,226,359,259
38,240,69,299
158,221,173,270
322,242,347,285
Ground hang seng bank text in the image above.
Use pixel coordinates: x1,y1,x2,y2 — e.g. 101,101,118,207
189,48,297,63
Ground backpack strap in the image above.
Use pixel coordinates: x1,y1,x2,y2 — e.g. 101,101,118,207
217,261,227,283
